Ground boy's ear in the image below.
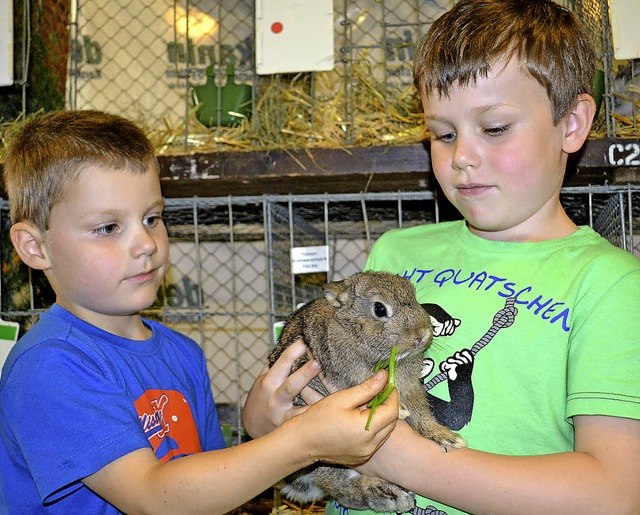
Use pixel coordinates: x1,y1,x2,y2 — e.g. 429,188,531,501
9,222,51,271
562,93,596,154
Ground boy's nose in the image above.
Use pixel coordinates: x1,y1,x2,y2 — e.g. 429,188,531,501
132,227,158,257
451,138,477,171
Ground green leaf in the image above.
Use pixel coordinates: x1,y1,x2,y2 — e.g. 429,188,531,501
365,345,397,430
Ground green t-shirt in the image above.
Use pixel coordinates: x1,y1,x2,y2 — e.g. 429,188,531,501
326,221,640,515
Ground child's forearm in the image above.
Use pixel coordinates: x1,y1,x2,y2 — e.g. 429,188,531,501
145,419,325,514
359,416,640,514
84,371,397,514
83,424,316,515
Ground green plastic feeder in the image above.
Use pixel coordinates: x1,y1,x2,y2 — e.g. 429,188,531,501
192,65,252,127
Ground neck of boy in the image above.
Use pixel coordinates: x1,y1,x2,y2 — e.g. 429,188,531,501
57,298,152,340
467,211,579,243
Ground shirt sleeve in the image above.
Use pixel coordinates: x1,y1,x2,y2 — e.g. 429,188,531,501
566,267,640,421
2,339,151,503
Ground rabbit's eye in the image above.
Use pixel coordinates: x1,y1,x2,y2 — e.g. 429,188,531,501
373,302,388,318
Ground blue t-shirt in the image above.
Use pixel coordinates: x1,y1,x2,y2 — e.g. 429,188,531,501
0,304,225,514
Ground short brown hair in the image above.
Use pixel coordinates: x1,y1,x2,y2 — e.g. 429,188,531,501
413,0,595,124
3,110,158,230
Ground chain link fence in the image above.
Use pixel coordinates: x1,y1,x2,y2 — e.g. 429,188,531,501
1,186,639,442
4,0,639,445
52,0,635,150
5,0,637,141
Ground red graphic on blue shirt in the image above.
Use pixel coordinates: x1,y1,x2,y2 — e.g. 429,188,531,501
135,389,201,463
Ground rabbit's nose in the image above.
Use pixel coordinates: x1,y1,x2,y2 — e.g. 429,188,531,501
414,330,431,347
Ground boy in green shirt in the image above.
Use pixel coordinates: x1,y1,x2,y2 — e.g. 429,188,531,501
243,0,640,513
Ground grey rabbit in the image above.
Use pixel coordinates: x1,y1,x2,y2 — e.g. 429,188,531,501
268,271,466,513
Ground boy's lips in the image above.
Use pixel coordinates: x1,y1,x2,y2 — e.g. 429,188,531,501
456,183,494,196
127,269,157,283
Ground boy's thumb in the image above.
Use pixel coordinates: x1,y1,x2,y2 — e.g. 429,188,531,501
352,369,389,403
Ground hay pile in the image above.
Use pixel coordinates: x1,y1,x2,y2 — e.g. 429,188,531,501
2,65,639,162
590,84,640,139
231,500,326,515
147,59,427,156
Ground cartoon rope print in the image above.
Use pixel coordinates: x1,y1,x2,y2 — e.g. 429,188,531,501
424,297,518,391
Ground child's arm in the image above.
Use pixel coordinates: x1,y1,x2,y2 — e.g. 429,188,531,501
357,414,640,514
243,345,640,513
82,369,398,514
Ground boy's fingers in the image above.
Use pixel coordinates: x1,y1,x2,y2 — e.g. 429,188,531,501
268,339,307,379
299,382,325,405
265,339,323,403
363,387,399,434
337,370,389,408
360,369,390,397
282,360,322,399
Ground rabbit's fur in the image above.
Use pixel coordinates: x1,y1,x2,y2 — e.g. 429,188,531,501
268,271,465,513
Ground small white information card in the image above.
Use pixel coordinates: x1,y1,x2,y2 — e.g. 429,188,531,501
290,245,329,275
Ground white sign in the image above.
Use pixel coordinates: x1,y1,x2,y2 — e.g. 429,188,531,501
255,0,334,75
609,0,640,59
0,0,13,86
290,245,329,275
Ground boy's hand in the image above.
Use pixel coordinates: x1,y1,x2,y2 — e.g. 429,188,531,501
242,339,325,438
293,370,399,466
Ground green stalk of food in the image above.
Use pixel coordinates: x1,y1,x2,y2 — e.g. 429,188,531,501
365,345,397,430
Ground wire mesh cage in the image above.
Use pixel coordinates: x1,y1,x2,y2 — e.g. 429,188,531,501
37,0,635,153
1,186,639,442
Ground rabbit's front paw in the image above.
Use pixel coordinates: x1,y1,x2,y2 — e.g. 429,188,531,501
431,425,466,450
349,477,416,513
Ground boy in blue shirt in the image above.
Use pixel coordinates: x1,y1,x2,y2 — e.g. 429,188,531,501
0,110,399,514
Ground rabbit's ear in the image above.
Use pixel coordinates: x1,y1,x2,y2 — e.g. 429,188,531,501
324,280,354,308
324,280,343,307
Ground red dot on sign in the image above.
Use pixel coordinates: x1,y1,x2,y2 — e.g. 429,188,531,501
271,22,283,34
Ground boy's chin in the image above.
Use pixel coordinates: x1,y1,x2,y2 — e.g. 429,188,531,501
110,296,160,316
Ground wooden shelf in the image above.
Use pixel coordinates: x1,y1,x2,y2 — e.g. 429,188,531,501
1,138,638,199
158,138,640,198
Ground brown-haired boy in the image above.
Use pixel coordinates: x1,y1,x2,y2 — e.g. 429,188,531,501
0,110,399,513
244,1,640,513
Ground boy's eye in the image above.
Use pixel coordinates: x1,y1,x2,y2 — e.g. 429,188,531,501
432,131,455,143
94,224,118,236
484,125,510,136
145,214,163,228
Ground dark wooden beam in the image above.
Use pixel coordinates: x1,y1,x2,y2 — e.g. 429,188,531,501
158,144,435,197
1,138,638,198
158,139,640,197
